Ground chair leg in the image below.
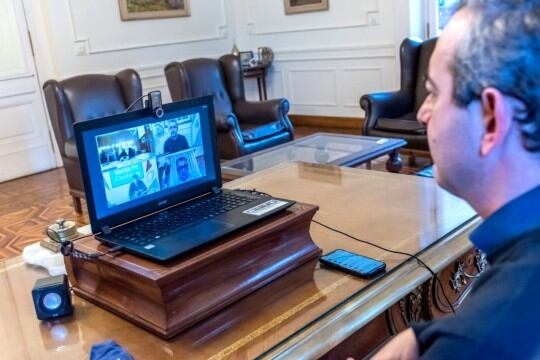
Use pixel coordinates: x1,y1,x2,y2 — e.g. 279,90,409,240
72,195,82,213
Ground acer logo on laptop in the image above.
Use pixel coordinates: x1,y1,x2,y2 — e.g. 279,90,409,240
158,199,168,207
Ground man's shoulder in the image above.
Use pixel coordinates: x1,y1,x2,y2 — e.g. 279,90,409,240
414,238,540,357
467,233,540,307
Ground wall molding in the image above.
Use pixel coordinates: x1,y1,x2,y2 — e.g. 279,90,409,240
246,0,379,35
273,43,396,62
341,67,383,107
288,68,338,107
65,0,229,55
266,69,286,99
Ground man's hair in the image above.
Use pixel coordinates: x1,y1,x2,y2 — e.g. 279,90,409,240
453,0,540,151
176,157,187,166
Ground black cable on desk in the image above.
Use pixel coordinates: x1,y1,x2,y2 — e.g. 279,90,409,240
234,188,456,314
47,231,124,261
312,219,457,315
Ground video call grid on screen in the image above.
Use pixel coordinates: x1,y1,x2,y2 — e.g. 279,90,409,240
95,113,206,209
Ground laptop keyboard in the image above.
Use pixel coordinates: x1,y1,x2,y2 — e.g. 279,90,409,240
108,192,256,247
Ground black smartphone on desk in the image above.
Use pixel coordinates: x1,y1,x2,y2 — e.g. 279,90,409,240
320,249,386,279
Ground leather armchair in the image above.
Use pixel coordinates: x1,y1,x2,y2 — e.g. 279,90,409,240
165,55,294,159
360,37,437,152
43,70,143,212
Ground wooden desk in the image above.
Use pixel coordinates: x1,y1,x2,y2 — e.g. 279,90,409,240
0,163,479,359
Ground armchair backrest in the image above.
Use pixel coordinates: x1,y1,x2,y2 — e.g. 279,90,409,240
399,37,437,113
165,58,234,115
43,69,143,157
219,54,246,103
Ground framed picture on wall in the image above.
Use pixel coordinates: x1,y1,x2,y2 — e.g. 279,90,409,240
118,0,190,21
284,0,329,15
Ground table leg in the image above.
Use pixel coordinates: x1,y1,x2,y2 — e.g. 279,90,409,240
257,77,264,101
386,150,403,173
261,76,268,100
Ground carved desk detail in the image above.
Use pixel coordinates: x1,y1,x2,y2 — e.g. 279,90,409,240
384,248,486,335
450,249,488,293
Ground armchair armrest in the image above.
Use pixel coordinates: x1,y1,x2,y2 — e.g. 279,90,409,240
215,112,238,131
64,137,79,160
215,112,243,139
233,99,290,124
360,90,414,135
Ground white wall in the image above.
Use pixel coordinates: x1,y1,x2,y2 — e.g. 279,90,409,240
233,0,405,117
29,0,234,104
28,0,422,119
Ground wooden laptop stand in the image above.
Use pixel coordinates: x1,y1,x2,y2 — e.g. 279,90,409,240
65,203,321,339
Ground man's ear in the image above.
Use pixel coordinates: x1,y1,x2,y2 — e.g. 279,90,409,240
479,88,512,156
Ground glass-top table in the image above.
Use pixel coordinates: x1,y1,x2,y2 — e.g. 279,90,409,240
221,133,406,180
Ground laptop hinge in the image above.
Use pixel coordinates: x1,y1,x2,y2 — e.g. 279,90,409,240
211,186,221,195
101,225,112,235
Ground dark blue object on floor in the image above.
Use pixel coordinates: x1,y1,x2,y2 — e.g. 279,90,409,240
90,340,133,360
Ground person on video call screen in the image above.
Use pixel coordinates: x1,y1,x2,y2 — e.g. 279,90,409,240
176,156,190,182
128,173,148,200
164,120,189,154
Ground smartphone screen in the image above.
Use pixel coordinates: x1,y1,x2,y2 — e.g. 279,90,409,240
320,249,386,278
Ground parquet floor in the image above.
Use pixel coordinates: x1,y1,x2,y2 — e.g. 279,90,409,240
0,126,430,260
0,169,88,260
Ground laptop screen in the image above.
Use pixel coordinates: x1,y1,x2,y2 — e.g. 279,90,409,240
75,96,221,232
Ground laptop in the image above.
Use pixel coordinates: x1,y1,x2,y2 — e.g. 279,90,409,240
74,95,294,262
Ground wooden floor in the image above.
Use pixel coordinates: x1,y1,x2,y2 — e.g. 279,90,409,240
0,126,430,260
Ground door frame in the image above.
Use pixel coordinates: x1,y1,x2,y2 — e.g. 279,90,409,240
19,0,63,167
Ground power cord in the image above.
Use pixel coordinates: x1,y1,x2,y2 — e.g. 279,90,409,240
46,231,124,261
312,219,456,314
124,93,147,112
60,240,123,260
234,188,456,314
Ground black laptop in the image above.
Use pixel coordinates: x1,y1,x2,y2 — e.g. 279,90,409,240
74,95,294,261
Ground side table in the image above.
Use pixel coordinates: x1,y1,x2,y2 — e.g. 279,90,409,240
243,65,268,100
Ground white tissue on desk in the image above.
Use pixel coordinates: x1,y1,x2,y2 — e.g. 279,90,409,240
22,242,66,276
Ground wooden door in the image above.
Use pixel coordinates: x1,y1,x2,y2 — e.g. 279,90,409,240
0,0,57,182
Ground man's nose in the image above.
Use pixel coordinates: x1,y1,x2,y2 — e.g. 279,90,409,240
417,102,430,125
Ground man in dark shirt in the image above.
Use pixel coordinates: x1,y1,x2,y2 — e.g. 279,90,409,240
373,0,540,358
164,120,189,154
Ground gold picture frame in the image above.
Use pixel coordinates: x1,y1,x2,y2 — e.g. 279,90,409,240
119,0,190,21
284,0,329,15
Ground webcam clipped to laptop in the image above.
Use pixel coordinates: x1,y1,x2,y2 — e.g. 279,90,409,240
74,95,294,262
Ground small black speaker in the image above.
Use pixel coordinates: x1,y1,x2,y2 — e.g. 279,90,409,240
32,275,73,320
